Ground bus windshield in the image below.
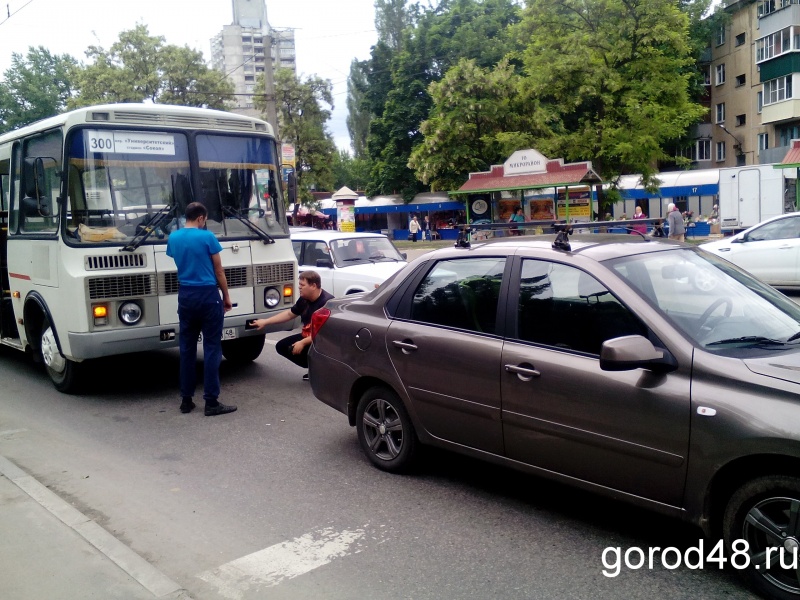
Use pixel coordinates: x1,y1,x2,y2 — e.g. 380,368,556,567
65,129,285,245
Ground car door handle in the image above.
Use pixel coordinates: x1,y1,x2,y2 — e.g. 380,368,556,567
505,364,541,381
392,340,418,354
718,248,730,252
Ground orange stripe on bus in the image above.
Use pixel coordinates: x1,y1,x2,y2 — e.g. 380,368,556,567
9,273,31,280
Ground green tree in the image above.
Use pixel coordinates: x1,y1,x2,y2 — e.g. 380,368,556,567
375,0,411,51
365,0,522,198
332,149,371,191
0,47,78,132
515,0,706,197
409,58,542,192
257,69,336,201
346,59,372,158
71,24,231,109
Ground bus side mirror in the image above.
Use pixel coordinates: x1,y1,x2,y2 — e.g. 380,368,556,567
22,157,51,217
23,157,46,199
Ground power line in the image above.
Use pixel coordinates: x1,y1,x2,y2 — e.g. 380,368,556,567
0,0,35,27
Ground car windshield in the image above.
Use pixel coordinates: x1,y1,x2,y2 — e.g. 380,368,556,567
607,248,800,353
64,129,285,245
329,237,405,267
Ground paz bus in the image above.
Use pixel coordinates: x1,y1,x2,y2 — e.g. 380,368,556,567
0,103,298,392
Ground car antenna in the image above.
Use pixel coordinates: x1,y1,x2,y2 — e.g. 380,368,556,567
552,224,572,251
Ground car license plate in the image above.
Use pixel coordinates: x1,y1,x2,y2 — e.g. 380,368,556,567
197,328,238,343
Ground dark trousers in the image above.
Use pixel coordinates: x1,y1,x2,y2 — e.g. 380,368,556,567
178,285,223,403
276,333,309,369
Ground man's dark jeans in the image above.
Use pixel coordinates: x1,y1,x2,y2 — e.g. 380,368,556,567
178,285,223,403
276,333,309,368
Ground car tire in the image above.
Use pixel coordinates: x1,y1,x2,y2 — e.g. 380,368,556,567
356,386,417,473
40,316,81,393
723,475,800,600
221,334,266,362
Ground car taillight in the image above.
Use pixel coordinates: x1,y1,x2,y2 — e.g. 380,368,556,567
310,308,331,340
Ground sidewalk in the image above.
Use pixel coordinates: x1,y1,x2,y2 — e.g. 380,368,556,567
0,455,190,600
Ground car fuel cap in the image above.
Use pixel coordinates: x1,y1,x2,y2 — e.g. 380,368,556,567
355,328,372,351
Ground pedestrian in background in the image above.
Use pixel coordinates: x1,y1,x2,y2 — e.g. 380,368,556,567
166,202,237,416
666,203,685,241
249,270,333,382
409,216,421,242
421,215,431,241
631,205,648,235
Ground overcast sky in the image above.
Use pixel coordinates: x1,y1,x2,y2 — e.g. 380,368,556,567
0,0,378,151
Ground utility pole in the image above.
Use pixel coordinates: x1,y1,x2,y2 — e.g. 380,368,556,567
264,31,279,140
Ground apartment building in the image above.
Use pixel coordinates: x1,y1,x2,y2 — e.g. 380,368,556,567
210,0,296,119
708,0,800,167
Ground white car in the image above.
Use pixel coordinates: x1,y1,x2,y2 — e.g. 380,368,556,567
700,212,800,289
290,230,408,296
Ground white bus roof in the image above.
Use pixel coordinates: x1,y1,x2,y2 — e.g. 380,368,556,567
0,103,274,144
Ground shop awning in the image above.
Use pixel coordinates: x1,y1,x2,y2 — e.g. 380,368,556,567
618,169,719,199
453,160,602,194
776,140,800,169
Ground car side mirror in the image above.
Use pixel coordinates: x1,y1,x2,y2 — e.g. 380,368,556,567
22,156,53,216
600,335,677,373
316,258,334,269
733,234,747,243
401,252,407,260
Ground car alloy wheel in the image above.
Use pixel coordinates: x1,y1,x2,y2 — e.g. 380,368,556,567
356,386,417,472
724,475,800,600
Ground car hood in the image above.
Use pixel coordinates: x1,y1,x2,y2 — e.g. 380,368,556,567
744,351,800,385
338,261,406,279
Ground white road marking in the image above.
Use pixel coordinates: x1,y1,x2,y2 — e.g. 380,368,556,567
0,428,28,436
199,526,366,599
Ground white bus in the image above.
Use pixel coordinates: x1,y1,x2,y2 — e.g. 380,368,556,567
0,103,298,392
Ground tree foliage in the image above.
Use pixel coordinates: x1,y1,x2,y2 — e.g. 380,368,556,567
514,0,706,192
409,58,541,191
346,59,371,159
332,149,371,191
71,25,231,109
258,69,336,200
365,0,522,198
375,0,411,51
0,47,78,133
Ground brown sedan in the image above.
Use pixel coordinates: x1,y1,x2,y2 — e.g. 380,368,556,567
308,234,800,600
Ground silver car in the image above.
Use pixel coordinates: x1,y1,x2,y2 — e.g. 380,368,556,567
308,234,800,600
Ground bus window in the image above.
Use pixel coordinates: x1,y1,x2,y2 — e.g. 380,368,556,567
66,129,191,243
21,129,62,234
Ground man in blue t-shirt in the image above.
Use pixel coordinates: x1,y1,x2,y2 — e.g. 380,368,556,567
166,202,236,416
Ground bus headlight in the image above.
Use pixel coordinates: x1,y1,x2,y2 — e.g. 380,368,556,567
119,302,143,325
264,287,281,308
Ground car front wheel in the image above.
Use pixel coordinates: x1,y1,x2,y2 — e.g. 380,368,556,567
356,386,417,473
40,317,81,393
723,475,800,600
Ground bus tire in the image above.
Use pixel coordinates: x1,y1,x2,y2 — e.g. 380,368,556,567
40,317,81,393
221,334,265,363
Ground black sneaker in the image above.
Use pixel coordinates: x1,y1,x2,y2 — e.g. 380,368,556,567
204,402,238,417
302,373,309,382
180,399,196,414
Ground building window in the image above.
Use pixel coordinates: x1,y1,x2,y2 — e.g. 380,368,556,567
736,114,746,127
736,74,746,87
758,91,763,113
764,75,793,105
716,141,726,162
759,0,776,17
779,125,800,147
698,139,711,161
242,36,251,42
716,64,726,85
716,26,726,46
716,103,726,123
703,66,711,86
735,33,746,47
756,26,793,63
758,133,769,154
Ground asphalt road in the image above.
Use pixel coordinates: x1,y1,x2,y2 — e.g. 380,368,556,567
0,334,758,600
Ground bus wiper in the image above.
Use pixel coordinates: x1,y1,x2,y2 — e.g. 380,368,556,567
222,206,274,244
706,336,786,347
120,204,174,252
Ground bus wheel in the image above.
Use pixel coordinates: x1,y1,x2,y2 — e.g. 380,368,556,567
221,334,266,363
40,317,80,393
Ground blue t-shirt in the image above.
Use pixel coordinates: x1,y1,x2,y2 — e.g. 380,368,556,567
166,227,223,287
